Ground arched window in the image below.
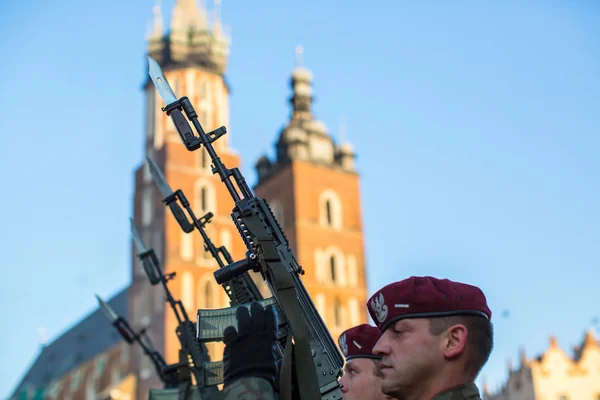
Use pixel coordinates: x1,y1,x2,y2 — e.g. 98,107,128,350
333,298,342,327
197,276,218,309
348,297,359,326
201,149,208,169
181,272,194,313
197,148,210,172
315,293,326,317
180,232,194,261
319,190,342,230
200,187,207,212
85,374,95,400
325,200,332,225
329,256,336,283
204,281,213,308
347,255,357,287
315,247,347,286
195,180,216,215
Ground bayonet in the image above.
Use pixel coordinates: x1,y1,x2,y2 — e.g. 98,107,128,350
148,57,178,106
145,155,264,306
147,156,174,198
147,56,227,151
130,218,148,254
95,295,181,388
96,294,118,323
129,218,220,396
129,218,163,285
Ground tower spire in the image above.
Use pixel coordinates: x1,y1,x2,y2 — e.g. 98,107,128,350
171,0,207,38
212,0,223,37
295,44,304,68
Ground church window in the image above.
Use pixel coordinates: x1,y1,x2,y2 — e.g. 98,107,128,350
85,375,95,400
201,149,208,169
180,231,194,261
347,255,357,287
195,180,216,215
200,187,207,211
325,200,332,225
111,366,121,386
181,272,194,312
330,256,336,283
319,190,343,230
315,293,326,316
197,276,218,309
348,297,359,326
334,298,342,327
204,281,213,308
95,355,106,379
70,370,82,390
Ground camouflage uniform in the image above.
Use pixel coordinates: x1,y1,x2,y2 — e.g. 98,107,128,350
148,377,277,400
432,383,482,400
219,377,277,400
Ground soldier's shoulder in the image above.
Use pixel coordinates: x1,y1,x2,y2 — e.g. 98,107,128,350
433,382,482,400
220,377,277,400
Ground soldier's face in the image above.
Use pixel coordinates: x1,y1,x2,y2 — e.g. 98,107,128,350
339,358,390,400
372,319,443,399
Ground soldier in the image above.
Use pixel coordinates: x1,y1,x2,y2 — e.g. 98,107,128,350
368,276,493,400
220,301,278,400
338,324,393,400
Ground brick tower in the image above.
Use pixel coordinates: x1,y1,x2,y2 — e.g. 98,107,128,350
129,1,244,397
253,51,370,341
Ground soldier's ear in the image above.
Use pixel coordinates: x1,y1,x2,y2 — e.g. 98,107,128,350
442,323,467,360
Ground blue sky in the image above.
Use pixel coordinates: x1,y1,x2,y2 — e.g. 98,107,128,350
0,0,598,397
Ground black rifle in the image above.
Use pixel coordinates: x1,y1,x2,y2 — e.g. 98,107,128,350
148,57,343,400
144,155,289,390
95,294,182,389
145,155,263,306
130,220,221,397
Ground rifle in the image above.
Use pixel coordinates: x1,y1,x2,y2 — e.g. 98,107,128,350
145,155,263,306
130,220,221,397
144,156,290,387
147,56,344,400
95,294,181,389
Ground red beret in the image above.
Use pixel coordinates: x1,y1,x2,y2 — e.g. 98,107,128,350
338,324,382,360
367,276,492,332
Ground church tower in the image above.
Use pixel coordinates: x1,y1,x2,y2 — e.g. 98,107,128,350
254,47,370,340
129,0,244,396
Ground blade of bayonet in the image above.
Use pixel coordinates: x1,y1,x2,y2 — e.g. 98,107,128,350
95,294,119,323
129,218,148,254
148,56,178,106
146,156,174,198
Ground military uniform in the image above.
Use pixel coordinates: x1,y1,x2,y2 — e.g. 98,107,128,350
148,378,277,400
219,377,277,400
366,276,491,400
432,383,482,400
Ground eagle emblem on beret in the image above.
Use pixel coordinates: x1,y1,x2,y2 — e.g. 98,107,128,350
339,333,348,356
370,292,388,323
